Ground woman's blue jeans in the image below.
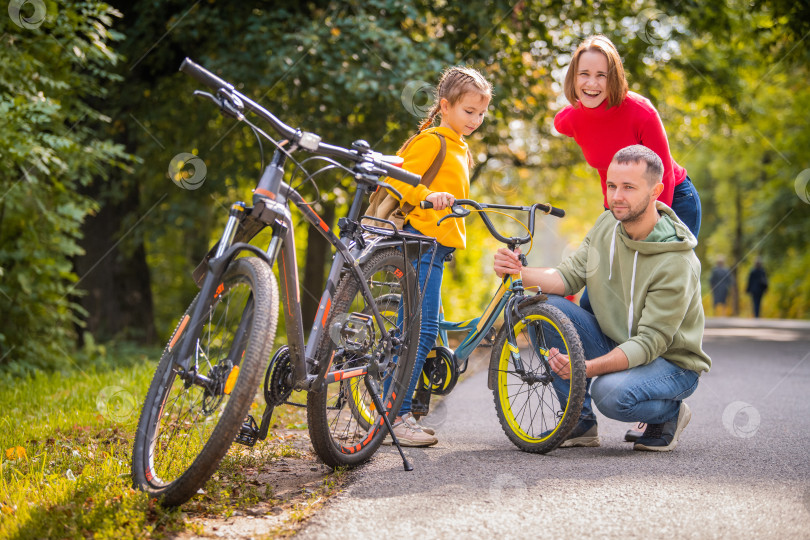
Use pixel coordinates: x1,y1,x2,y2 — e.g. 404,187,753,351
670,175,701,239
543,295,700,424
395,223,455,416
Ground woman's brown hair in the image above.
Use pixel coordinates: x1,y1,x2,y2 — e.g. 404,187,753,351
563,35,628,109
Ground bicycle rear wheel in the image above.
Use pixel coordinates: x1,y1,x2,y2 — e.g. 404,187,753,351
345,292,401,432
490,301,586,453
131,257,278,507
307,248,420,468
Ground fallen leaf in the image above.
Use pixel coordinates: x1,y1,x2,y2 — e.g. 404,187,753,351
4,446,26,460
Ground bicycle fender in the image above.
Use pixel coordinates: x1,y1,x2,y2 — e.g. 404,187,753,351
354,238,404,265
203,243,273,284
487,355,498,391
518,292,548,308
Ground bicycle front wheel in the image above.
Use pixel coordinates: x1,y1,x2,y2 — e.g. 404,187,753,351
490,301,586,453
131,257,278,507
307,248,420,468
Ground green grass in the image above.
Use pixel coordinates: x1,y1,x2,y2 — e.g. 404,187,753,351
0,347,314,539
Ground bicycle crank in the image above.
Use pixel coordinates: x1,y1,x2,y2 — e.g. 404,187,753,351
234,346,296,447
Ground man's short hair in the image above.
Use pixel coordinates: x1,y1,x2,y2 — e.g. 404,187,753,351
612,145,664,186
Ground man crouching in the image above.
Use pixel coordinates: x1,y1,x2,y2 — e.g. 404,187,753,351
493,145,710,451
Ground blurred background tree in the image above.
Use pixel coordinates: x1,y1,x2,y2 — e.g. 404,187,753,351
1,0,808,374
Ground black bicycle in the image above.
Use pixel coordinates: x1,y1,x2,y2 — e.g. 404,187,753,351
131,58,432,507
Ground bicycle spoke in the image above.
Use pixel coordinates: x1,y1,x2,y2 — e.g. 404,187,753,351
492,307,585,452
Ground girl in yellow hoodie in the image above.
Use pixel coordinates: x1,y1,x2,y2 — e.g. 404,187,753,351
385,66,492,447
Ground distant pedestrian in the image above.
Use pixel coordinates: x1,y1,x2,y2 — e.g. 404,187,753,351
746,259,768,318
709,257,733,316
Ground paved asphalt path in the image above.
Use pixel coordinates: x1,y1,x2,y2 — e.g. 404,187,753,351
298,318,810,539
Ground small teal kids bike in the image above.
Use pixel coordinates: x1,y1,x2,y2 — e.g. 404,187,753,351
355,199,588,453
416,199,587,452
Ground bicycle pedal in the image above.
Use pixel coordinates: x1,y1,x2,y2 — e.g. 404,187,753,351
411,402,429,417
235,414,260,447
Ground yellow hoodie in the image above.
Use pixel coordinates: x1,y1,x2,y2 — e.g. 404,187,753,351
387,126,470,250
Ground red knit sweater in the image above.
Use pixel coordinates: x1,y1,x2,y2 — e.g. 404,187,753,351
554,91,686,208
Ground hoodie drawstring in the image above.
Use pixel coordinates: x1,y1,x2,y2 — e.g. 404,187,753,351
628,251,639,338
608,221,620,280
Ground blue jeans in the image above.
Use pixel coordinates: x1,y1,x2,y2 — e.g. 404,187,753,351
670,175,701,240
396,223,455,415
543,295,700,424
580,176,702,315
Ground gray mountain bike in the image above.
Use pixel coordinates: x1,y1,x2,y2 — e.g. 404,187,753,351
131,58,431,507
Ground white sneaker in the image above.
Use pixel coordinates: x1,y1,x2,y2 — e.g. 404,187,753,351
402,412,436,436
382,416,438,447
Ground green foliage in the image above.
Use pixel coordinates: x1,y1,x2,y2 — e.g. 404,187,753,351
113,0,629,336
647,1,810,317
5,0,809,381
446,0,810,319
0,2,133,375
110,0,526,339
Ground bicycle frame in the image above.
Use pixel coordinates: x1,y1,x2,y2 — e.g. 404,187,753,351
437,274,520,362
133,58,442,491
171,147,431,398
427,198,564,364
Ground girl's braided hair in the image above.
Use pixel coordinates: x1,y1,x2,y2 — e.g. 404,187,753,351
399,66,492,167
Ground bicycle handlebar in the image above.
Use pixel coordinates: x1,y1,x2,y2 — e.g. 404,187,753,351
419,199,565,246
179,58,421,187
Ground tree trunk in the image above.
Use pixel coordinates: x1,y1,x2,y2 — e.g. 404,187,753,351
73,178,157,344
301,203,335,334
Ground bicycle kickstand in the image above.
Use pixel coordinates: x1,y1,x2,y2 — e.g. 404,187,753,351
364,375,413,472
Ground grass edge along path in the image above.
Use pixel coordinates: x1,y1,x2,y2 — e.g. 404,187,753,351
0,350,341,539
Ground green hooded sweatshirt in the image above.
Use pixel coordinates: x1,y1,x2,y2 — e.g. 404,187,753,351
556,202,711,373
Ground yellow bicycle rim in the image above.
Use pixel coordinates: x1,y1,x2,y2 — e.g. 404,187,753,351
497,314,573,443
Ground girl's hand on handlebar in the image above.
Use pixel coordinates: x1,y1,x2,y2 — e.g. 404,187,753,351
493,247,523,278
548,348,572,380
425,191,455,211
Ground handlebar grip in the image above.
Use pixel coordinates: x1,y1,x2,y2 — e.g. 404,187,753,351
382,163,421,186
420,201,433,209
548,206,565,218
180,58,232,91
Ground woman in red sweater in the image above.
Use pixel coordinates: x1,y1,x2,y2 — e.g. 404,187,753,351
554,35,701,238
